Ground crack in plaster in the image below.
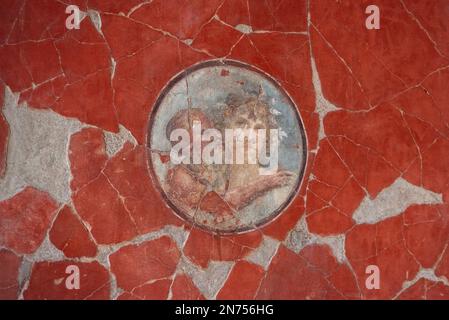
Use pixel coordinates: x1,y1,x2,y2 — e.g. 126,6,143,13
127,1,154,17
399,0,447,59
235,24,252,34
353,178,442,225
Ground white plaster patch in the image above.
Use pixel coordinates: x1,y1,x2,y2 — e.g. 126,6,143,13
178,257,233,300
394,268,449,299
235,24,252,34
246,236,279,269
27,235,65,262
353,178,442,225
183,39,193,46
306,4,340,145
0,87,83,203
164,225,189,250
18,258,33,288
285,216,346,263
103,124,137,158
309,48,340,142
87,10,102,33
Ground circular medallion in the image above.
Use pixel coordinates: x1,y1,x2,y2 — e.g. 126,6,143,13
147,60,307,234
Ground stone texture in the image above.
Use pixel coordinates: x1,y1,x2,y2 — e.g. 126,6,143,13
118,279,172,300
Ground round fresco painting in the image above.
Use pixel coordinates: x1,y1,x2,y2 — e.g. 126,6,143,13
148,60,307,234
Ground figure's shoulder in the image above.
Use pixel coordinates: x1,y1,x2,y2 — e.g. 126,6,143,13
167,165,204,186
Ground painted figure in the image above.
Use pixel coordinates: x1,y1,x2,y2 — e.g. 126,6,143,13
164,98,294,224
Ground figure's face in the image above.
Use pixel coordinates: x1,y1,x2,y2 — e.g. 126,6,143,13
226,100,275,163
186,111,214,151
229,100,270,130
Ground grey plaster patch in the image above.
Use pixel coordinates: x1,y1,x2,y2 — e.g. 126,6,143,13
285,217,314,252
178,257,233,300
246,235,279,269
309,45,340,143
394,268,449,299
235,24,252,34
27,235,65,262
95,245,113,268
285,217,346,263
164,225,189,250
79,10,89,23
353,178,442,225
306,4,340,145
109,272,122,300
87,10,102,34
103,124,137,158
98,229,168,255
18,279,30,300
18,258,33,288
0,87,84,203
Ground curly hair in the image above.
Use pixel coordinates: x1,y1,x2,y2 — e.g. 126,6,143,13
165,108,213,140
223,97,278,129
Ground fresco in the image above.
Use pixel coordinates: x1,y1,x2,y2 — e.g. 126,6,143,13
148,60,307,233
2,0,449,302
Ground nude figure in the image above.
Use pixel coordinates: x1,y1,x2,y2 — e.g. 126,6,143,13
163,105,293,222
222,97,295,210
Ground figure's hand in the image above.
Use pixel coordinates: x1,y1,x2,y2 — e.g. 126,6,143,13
262,171,295,189
225,171,296,210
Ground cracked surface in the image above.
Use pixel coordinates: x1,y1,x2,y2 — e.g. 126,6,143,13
0,0,448,300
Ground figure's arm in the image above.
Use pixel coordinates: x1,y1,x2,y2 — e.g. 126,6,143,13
224,171,294,210
166,165,207,214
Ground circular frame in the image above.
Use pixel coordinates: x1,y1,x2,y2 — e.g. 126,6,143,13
146,59,308,235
